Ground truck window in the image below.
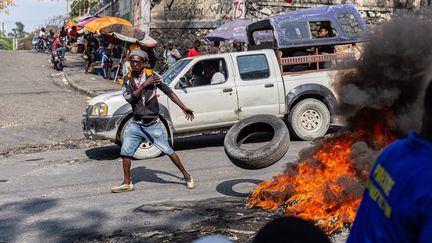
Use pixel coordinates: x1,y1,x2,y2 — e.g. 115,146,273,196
278,21,311,41
336,12,364,38
237,54,270,80
180,58,228,88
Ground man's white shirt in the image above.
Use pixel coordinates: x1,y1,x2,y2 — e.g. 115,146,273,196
210,72,225,84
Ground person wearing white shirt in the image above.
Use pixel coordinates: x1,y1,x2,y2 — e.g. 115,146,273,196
204,62,225,85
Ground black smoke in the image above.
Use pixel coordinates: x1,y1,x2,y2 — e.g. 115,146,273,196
334,15,432,136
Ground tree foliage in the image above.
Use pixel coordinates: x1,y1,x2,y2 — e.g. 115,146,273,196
0,33,12,50
0,0,14,14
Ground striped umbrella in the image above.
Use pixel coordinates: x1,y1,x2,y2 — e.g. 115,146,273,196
77,16,99,28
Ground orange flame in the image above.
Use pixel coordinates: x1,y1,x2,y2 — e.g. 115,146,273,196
247,109,397,234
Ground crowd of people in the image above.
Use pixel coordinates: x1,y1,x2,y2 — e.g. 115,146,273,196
36,24,245,81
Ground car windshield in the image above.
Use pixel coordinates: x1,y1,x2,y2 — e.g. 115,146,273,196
162,59,192,84
32,36,40,41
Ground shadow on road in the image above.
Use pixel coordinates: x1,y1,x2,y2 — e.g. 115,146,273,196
131,166,184,186
0,198,108,242
84,145,120,161
173,134,226,151
216,179,264,198
84,134,226,161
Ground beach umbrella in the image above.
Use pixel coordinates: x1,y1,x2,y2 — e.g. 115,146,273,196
84,16,132,33
100,24,158,82
65,16,81,28
100,24,157,47
77,16,99,28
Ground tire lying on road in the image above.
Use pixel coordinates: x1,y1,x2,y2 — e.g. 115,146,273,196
224,114,290,170
120,118,168,160
288,98,330,141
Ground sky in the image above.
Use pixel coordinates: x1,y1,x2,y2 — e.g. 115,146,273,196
0,0,66,34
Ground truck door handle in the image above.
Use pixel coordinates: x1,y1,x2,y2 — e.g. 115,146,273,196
223,88,233,92
264,84,274,88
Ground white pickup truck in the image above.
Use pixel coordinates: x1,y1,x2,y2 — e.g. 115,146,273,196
82,49,342,158
82,4,367,159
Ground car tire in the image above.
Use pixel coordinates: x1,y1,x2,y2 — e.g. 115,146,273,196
120,118,167,160
224,114,290,170
288,98,330,141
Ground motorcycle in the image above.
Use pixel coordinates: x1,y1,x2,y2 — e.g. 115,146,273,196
35,38,45,53
50,51,63,71
45,38,53,54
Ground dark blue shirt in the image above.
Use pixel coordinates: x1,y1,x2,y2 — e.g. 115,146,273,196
347,132,432,243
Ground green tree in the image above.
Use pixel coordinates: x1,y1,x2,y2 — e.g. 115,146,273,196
0,33,12,50
7,21,27,50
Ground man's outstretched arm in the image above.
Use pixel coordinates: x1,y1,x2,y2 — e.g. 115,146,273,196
168,93,194,121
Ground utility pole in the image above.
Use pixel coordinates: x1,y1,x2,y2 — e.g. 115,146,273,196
66,0,69,19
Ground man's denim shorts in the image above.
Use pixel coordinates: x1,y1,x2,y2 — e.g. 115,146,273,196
120,120,174,157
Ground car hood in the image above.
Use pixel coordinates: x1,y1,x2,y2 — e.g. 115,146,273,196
88,91,123,106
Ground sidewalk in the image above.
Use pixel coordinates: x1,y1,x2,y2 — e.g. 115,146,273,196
64,53,120,97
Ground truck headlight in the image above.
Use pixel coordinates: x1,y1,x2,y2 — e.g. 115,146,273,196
90,103,108,116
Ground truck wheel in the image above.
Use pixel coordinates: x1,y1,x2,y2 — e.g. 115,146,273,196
120,118,168,160
288,98,330,141
224,115,290,170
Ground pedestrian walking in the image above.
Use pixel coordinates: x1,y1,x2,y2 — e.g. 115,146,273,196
112,50,195,193
187,40,201,57
347,81,432,243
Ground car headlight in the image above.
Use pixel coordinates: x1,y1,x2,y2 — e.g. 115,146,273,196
90,103,108,116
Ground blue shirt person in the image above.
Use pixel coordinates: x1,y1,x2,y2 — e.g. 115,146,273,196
347,81,432,243
163,41,181,68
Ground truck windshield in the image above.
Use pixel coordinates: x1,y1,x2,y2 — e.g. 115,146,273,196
162,59,192,84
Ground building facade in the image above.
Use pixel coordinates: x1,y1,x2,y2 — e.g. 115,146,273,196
88,0,430,66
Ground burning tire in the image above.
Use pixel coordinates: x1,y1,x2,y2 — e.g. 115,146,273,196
224,115,290,169
288,98,330,141
120,118,167,160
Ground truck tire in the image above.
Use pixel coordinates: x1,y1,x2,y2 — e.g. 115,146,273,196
224,115,290,170
120,118,168,160
288,98,330,141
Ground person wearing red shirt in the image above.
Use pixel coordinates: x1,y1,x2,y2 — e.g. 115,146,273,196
69,26,78,43
187,40,201,57
51,35,67,58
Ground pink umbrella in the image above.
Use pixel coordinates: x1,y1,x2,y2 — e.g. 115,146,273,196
77,16,99,28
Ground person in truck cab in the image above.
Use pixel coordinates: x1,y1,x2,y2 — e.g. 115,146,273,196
204,61,225,85
111,50,195,193
316,26,335,54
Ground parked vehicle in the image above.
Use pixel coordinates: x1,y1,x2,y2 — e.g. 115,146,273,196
32,36,40,51
82,4,369,159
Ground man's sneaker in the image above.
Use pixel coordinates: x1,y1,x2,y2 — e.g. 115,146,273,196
111,183,134,193
185,176,195,189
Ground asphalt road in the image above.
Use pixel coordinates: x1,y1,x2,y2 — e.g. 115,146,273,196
0,51,313,242
0,50,88,152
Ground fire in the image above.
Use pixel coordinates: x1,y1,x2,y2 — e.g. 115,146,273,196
247,109,397,234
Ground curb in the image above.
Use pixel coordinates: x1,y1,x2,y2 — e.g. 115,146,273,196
63,71,97,98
